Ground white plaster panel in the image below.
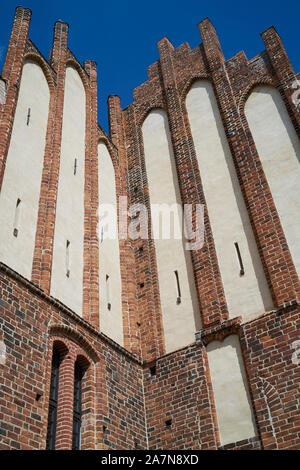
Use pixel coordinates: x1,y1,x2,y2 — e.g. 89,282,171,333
186,81,273,321
98,142,123,346
245,85,300,278
207,335,257,446
0,60,49,279
0,78,6,105
50,66,85,316
142,110,201,353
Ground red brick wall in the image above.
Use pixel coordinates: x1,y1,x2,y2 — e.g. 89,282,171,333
144,343,219,450
144,304,300,450
0,264,147,450
240,303,300,450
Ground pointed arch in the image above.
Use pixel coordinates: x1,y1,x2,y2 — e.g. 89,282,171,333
65,59,90,93
49,324,100,363
237,78,277,117
138,105,167,129
23,53,56,92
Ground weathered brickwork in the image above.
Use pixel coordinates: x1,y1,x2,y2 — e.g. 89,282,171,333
144,343,219,450
0,6,299,450
219,437,262,450
0,264,147,450
240,304,300,450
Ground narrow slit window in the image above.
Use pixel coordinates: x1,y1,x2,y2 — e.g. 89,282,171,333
74,158,77,175
106,275,111,311
72,362,83,450
26,107,31,126
66,240,71,278
46,347,61,450
174,270,181,304
13,198,21,238
234,242,245,276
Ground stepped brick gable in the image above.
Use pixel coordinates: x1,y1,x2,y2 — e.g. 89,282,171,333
0,6,299,450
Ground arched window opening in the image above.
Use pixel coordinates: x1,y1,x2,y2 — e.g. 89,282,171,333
46,347,61,450
72,361,84,450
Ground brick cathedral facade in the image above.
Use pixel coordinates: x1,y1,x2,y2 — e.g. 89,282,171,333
0,6,299,450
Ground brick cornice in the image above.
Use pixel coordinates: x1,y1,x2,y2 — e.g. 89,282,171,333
49,324,100,363
196,317,243,346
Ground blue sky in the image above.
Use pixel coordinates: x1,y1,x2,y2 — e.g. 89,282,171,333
0,0,299,132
